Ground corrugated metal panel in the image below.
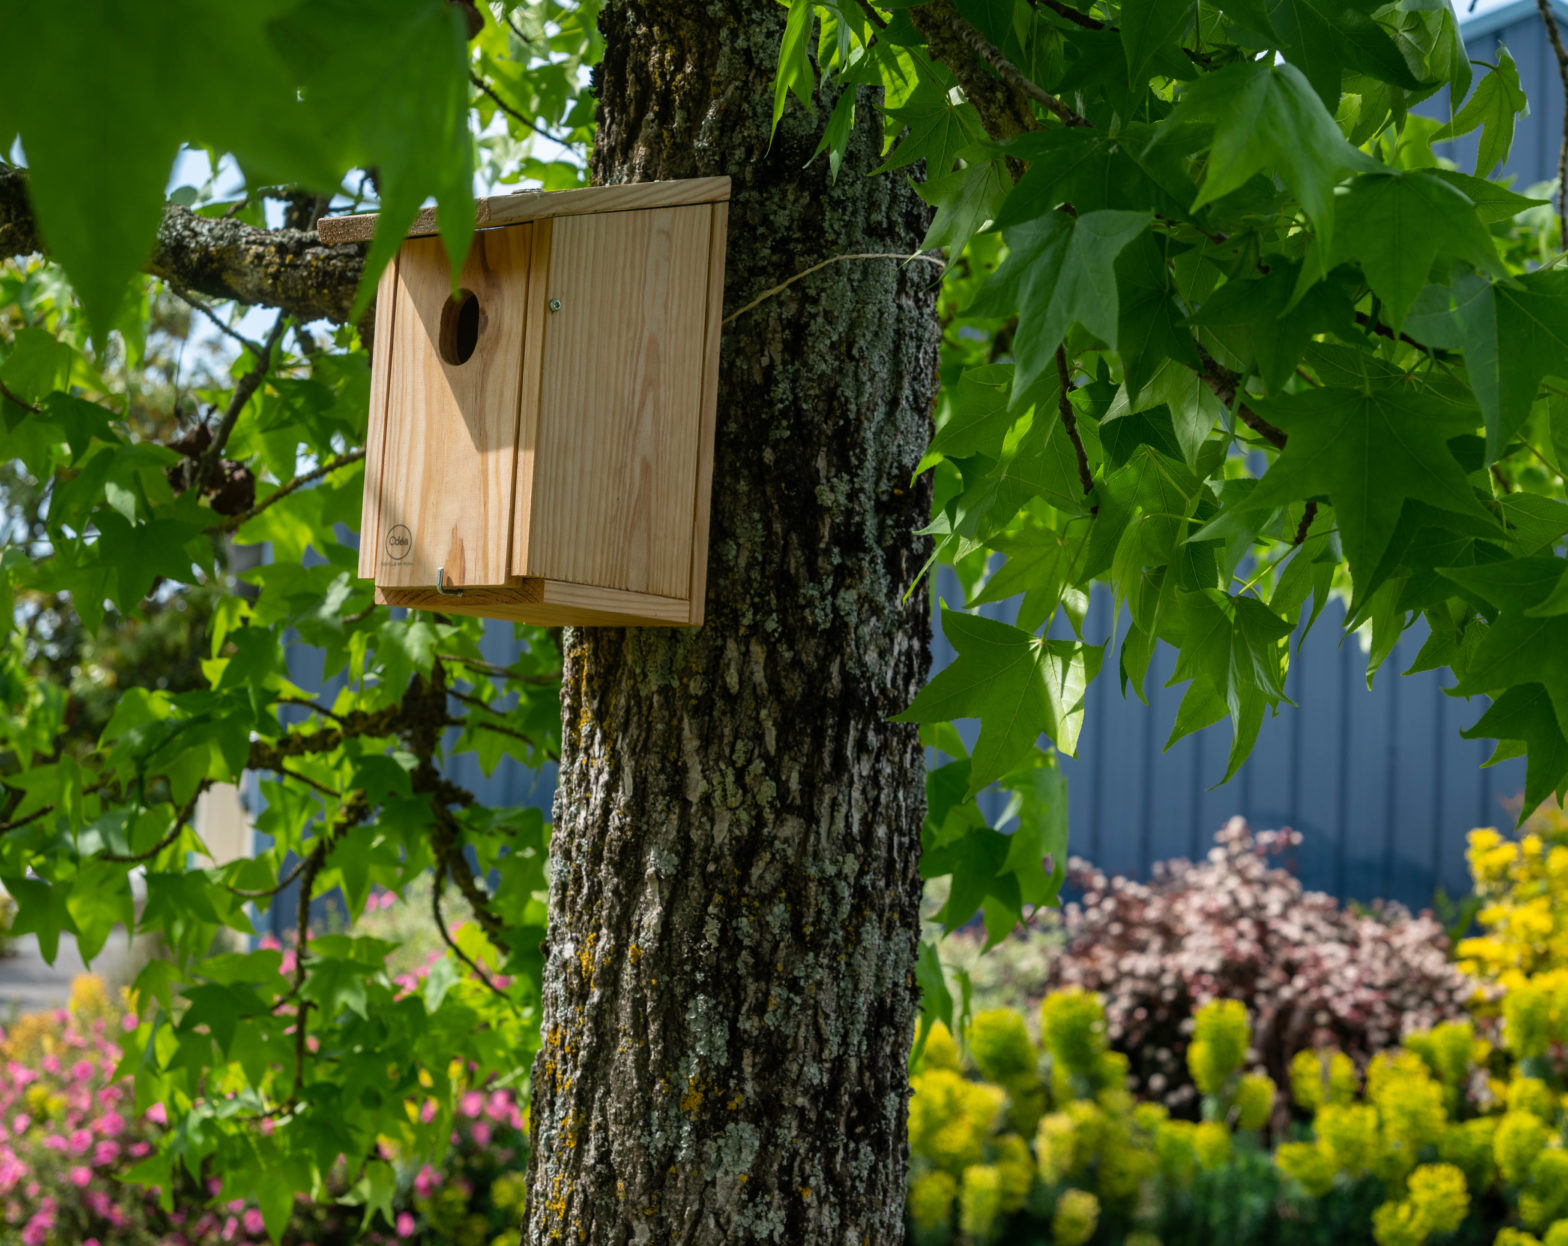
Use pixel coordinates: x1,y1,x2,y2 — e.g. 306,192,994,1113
1426,2,1568,184
931,567,1525,910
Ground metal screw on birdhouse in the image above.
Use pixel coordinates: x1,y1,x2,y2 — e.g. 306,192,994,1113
548,297,562,312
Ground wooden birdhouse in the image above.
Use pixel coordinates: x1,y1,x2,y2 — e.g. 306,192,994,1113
319,177,730,627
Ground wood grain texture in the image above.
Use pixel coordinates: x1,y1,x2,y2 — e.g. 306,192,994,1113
510,220,553,566
358,255,402,579
685,201,728,627
376,578,692,627
516,205,711,597
317,177,731,245
373,226,533,588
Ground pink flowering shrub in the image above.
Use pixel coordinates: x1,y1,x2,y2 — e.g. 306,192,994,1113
0,892,533,1246
1043,818,1475,1113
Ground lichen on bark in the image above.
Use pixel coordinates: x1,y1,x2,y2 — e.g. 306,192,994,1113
521,3,940,1244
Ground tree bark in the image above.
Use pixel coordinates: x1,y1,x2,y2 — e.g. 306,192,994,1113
522,4,939,1244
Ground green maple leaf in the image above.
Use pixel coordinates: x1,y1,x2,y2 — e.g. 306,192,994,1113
1122,0,1197,88
1330,171,1501,332
1455,268,1568,464
895,607,1103,796
1164,60,1374,248
1434,48,1528,177
1443,558,1568,748
1217,386,1496,601
1116,230,1200,402
1461,684,1568,818
967,209,1151,401
1166,589,1294,781
875,74,984,175
1262,0,1419,108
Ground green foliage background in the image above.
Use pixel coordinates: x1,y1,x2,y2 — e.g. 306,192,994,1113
3,0,1568,1233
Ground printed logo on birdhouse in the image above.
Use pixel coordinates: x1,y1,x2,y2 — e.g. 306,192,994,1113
327,178,730,628
385,525,412,561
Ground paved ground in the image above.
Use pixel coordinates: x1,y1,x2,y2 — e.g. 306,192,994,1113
0,931,134,1022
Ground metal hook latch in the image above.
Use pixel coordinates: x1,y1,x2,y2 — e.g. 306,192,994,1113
436,567,464,596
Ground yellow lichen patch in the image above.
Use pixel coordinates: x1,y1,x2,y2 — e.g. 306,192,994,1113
680,1076,707,1117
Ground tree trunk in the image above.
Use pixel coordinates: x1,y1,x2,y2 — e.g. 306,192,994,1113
521,4,940,1243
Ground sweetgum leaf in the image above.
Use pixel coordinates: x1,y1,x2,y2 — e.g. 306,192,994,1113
895,607,1103,795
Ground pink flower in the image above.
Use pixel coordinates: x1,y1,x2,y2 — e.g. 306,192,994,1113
94,1110,125,1138
223,1214,239,1240
145,1102,168,1126
260,1117,275,1136
460,1091,483,1118
68,1166,91,1188
68,1128,93,1155
418,1100,437,1124
470,1122,491,1147
396,1211,416,1237
121,1013,138,1032
207,1177,223,1197
243,1208,266,1235
41,1134,67,1153
92,1140,119,1166
413,1164,441,1198
129,1141,151,1158
86,1190,112,1217
40,1054,59,1075
21,1221,46,1246
8,1117,27,1137
486,1092,511,1121
84,1239,101,1246
70,1059,95,1084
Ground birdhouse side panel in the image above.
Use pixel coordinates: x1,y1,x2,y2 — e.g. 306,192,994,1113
358,255,403,580
516,205,713,598
370,226,534,589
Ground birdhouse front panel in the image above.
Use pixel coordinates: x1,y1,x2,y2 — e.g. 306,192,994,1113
327,176,730,628
368,226,536,590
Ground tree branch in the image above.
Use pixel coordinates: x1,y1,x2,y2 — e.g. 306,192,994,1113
206,448,366,535
1,165,367,325
937,5,1091,128
909,1,1040,150
1537,0,1568,252
1055,347,1097,510
1196,347,1288,450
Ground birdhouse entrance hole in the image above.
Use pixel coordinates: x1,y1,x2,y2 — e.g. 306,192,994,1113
439,289,482,366
324,177,732,629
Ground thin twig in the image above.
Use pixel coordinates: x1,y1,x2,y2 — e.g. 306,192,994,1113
470,73,572,145
1028,0,1105,30
1539,0,1568,251
0,379,41,415
274,765,339,800
1055,347,1097,511
224,854,311,900
100,789,203,863
452,717,542,750
723,253,944,326
273,696,344,722
205,448,366,534
942,10,1091,127
436,653,562,685
853,0,889,29
1292,501,1318,546
431,864,510,1001
167,285,266,358
1196,347,1288,450
194,315,288,493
